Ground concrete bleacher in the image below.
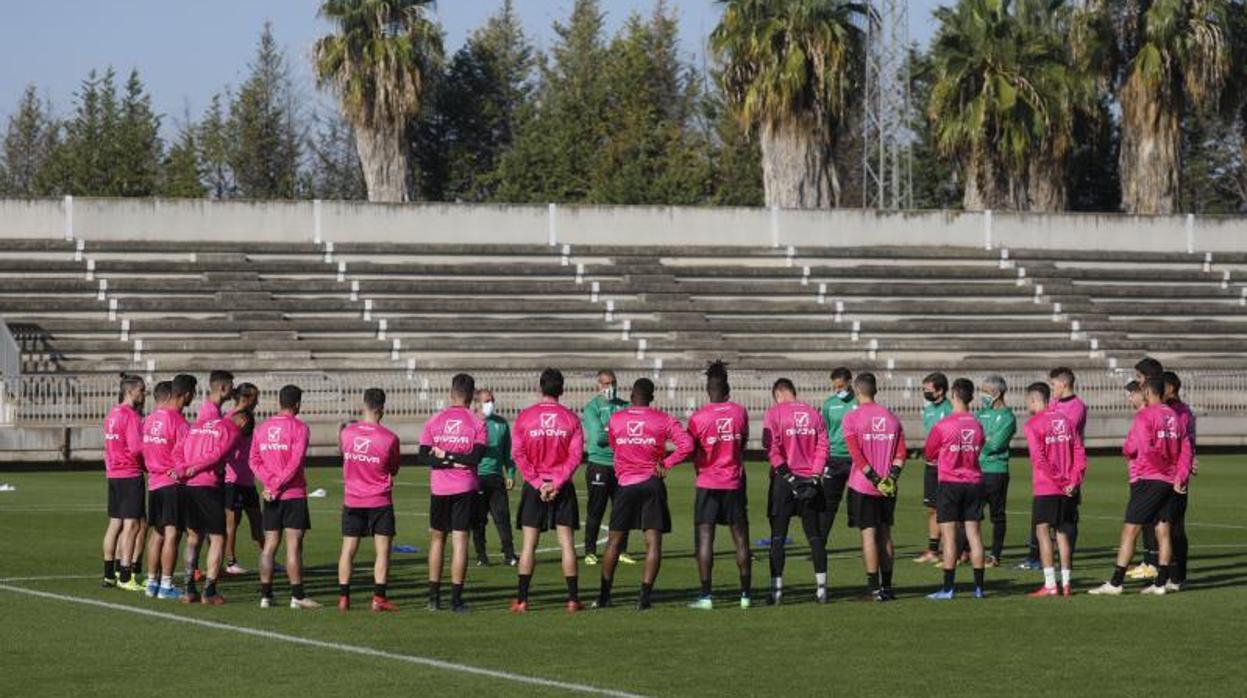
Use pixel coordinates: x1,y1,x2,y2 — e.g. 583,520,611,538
1,237,1245,378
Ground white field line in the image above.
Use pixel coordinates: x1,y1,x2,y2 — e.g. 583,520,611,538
0,583,650,698
1003,509,1247,530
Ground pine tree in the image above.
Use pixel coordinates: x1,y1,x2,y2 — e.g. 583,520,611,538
161,116,205,198
704,89,764,206
198,92,235,199
113,70,162,197
1,85,57,196
307,112,367,199
229,23,302,199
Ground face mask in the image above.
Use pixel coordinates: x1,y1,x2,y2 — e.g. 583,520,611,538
836,389,850,400
601,386,617,401
923,391,938,403
981,394,995,408
481,401,495,418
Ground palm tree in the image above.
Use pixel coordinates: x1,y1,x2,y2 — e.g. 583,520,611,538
315,0,443,202
710,0,865,209
928,0,1099,211
1116,0,1231,215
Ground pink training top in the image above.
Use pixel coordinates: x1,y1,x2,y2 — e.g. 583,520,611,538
142,408,189,491
104,403,144,479
196,398,223,426
607,406,694,487
843,403,907,497
340,421,401,508
224,430,255,486
686,401,749,490
1049,395,1088,439
1124,402,1193,486
420,405,487,496
511,398,584,491
1024,408,1088,496
1169,399,1197,453
924,411,985,485
762,401,829,478
182,417,240,488
249,413,310,500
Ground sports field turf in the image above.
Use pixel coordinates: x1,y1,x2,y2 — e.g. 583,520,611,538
1,455,1243,697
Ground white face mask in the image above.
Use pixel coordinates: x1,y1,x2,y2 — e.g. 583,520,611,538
836,389,850,400
601,386,617,401
481,401,495,417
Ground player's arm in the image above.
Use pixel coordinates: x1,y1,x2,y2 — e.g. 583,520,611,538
509,425,539,487
922,424,942,465
1069,431,1088,491
389,437,401,476
663,419,695,469
248,434,265,488
500,422,516,480
553,420,585,490
445,425,488,467
415,445,455,469
125,414,144,462
272,425,309,493
1175,428,1194,490
583,402,609,449
812,412,830,472
984,412,1015,455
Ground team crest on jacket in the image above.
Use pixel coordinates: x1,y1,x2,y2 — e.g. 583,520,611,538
871,416,886,432
352,436,371,453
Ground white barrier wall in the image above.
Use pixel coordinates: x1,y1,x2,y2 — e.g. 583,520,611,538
1,197,1246,253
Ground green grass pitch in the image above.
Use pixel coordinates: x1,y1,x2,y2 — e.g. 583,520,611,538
1,456,1243,697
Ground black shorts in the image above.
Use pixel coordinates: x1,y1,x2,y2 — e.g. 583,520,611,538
516,482,580,531
610,477,671,533
936,482,983,523
184,486,227,535
430,492,476,533
848,489,896,529
225,483,260,512
1032,494,1080,528
923,464,940,507
585,464,620,515
694,487,748,526
1125,480,1174,526
342,505,397,538
767,473,827,520
107,477,145,519
263,497,312,532
147,485,184,530
1162,490,1188,525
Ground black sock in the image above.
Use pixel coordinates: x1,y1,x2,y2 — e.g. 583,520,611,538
973,567,985,589
928,538,939,553
1111,565,1127,587
204,579,217,597
291,583,305,600
942,568,955,591
599,574,614,602
261,582,273,599
517,574,532,602
227,558,238,567
1155,565,1170,587
740,574,751,598
881,568,893,589
428,581,441,604
374,583,387,599
565,575,579,602
186,579,198,595
339,583,351,598
699,578,712,597
104,560,116,580
640,582,654,604
132,560,142,577
118,565,132,583
451,583,465,606
867,571,881,592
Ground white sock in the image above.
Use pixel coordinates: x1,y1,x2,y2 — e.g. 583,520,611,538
147,573,157,583
1061,569,1071,587
160,575,174,589
1043,567,1056,589
815,572,827,588
771,577,783,593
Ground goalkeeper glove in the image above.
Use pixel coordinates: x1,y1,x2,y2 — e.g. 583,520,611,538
876,476,897,498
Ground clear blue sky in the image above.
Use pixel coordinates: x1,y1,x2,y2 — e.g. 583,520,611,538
0,0,947,126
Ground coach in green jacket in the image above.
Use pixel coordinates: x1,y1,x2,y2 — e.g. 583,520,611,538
976,374,1017,567
472,389,517,566
581,370,633,565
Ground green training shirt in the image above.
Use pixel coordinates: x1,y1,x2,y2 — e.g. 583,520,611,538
975,405,1017,474
922,398,953,436
476,414,515,479
582,394,629,467
821,392,859,459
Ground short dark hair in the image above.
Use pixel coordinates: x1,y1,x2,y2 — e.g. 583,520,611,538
632,378,655,405
853,372,877,398
363,387,386,412
1125,380,1141,394
950,377,974,405
1027,381,1051,404
706,360,730,401
171,373,197,399
118,374,144,403
235,382,259,403
153,381,173,403
540,368,565,398
830,366,852,383
278,384,302,410
1143,377,1165,398
1135,357,1164,380
596,369,617,383
923,372,949,392
451,373,475,401
1162,371,1181,394
772,378,797,397
209,370,235,392
1049,366,1076,386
